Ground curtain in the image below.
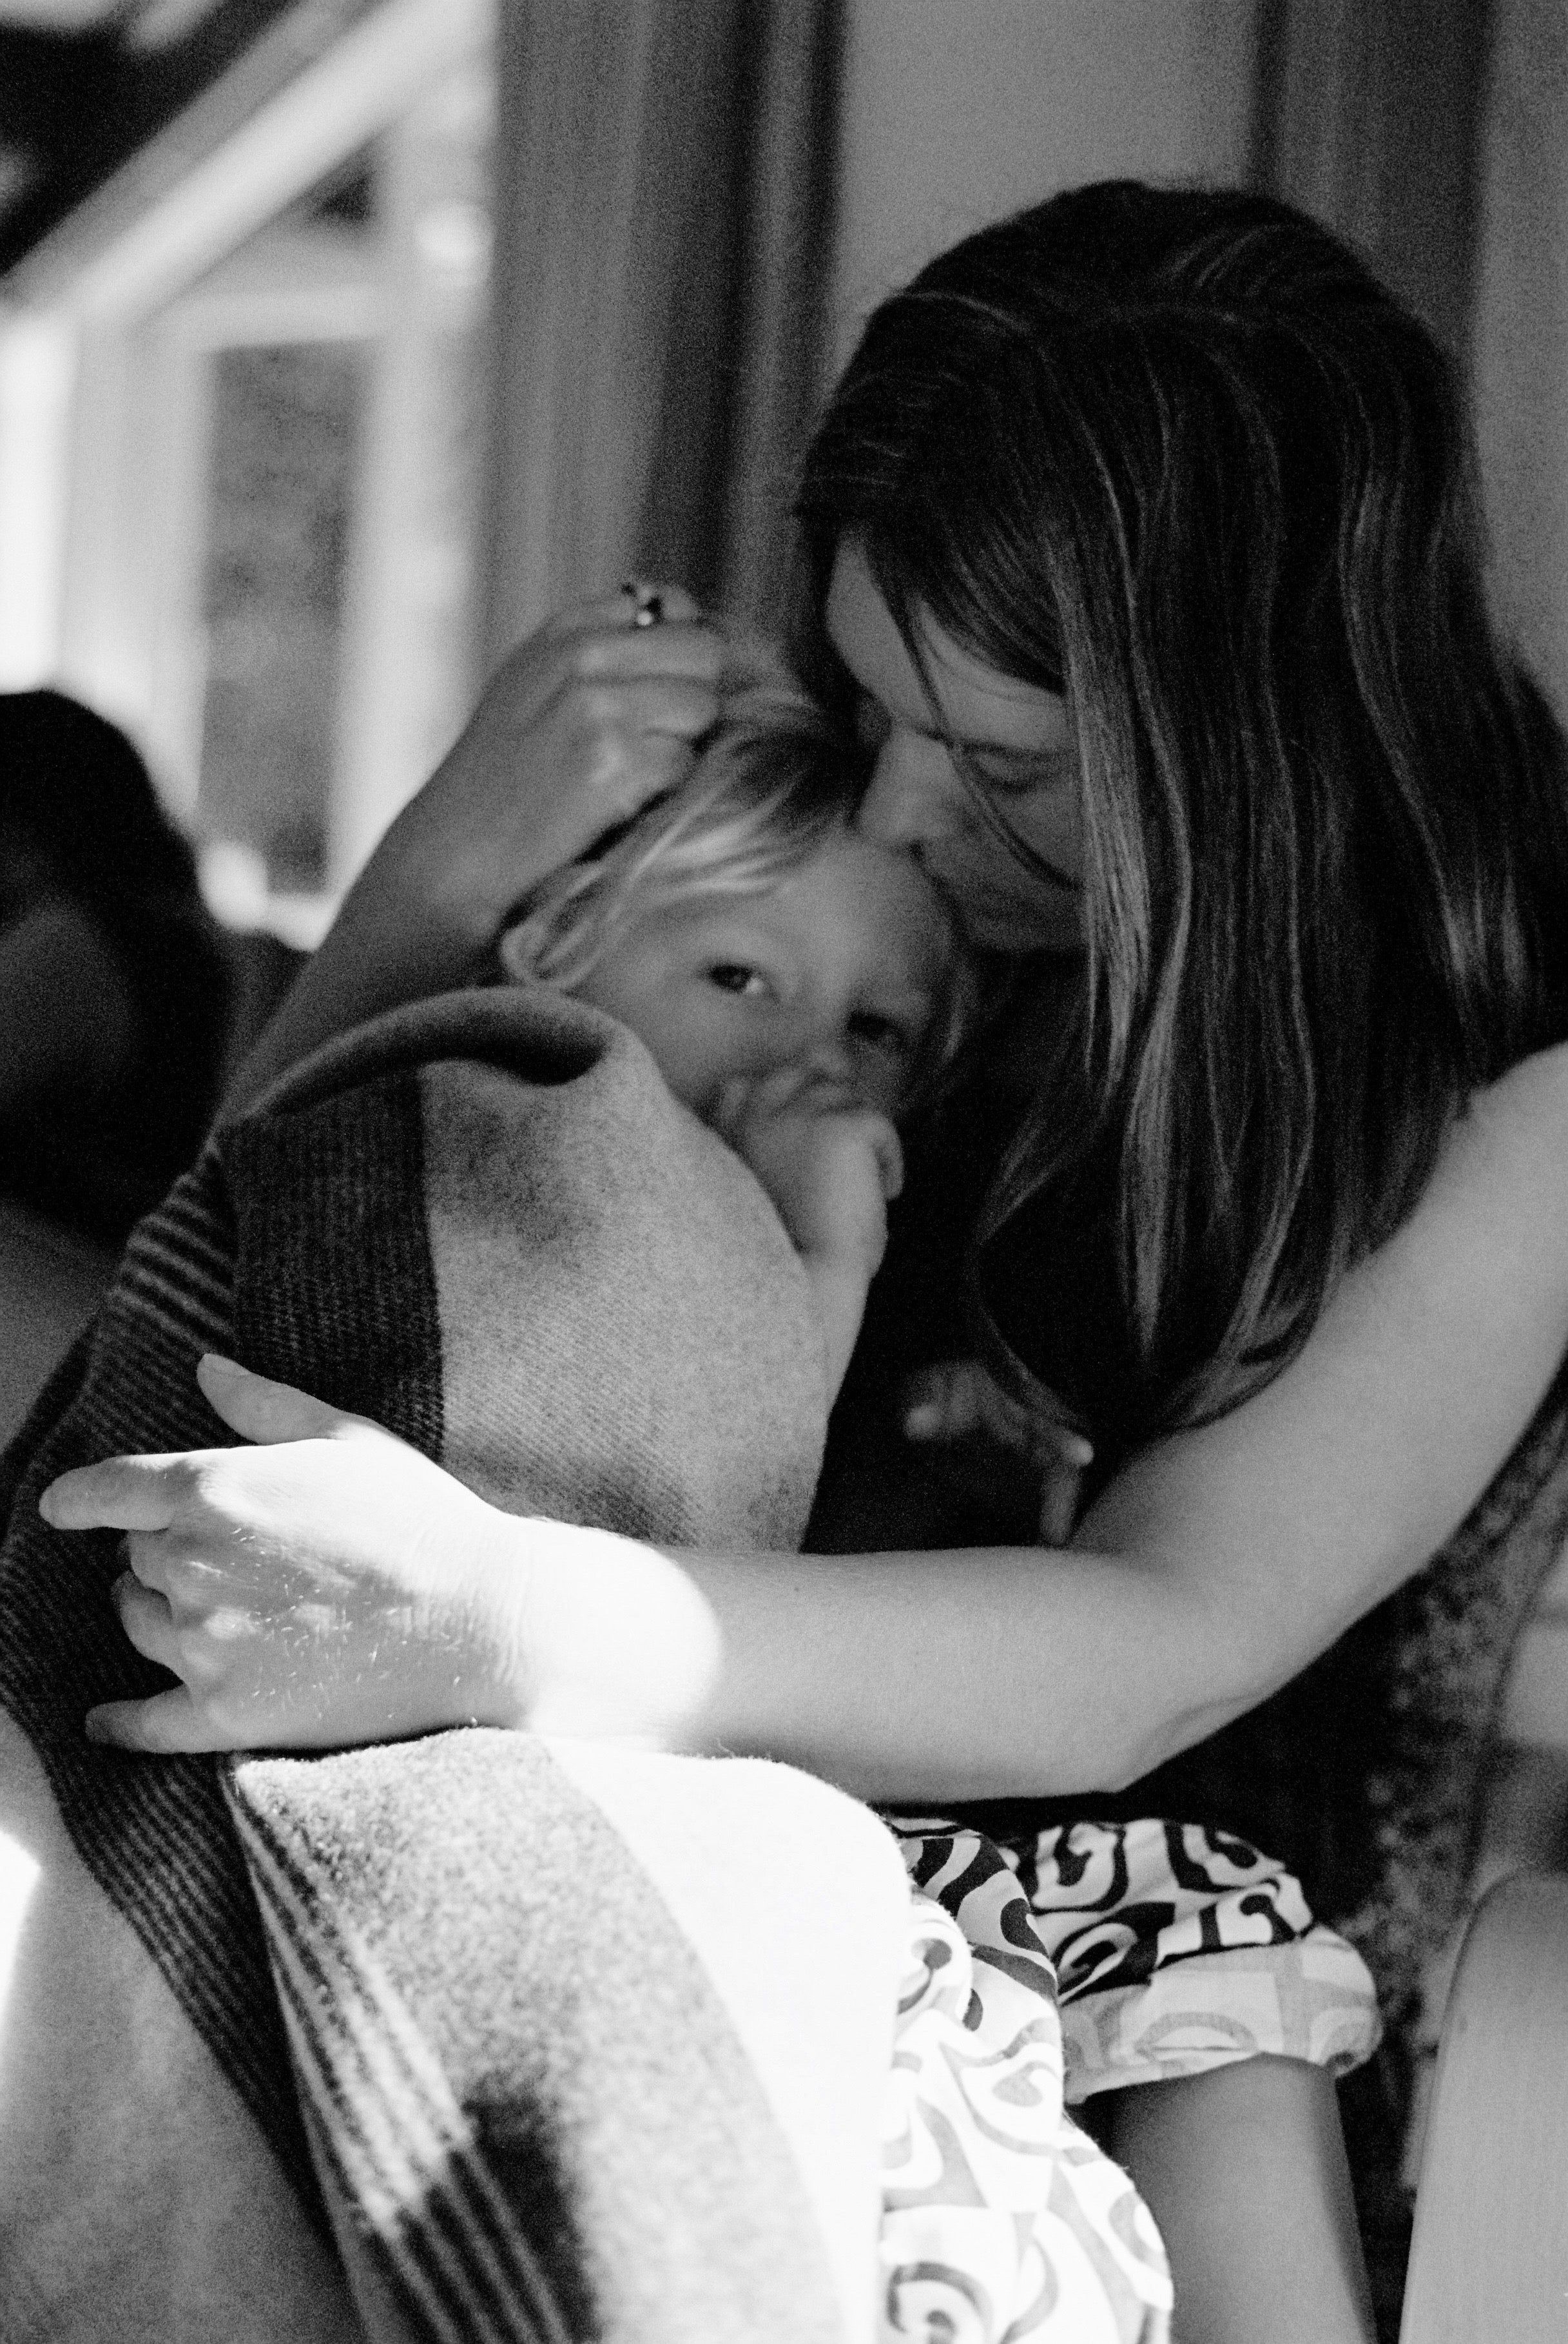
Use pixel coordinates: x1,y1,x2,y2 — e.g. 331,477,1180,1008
477,0,839,666
1468,0,1568,718
1252,0,1568,719
1249,0,1495,359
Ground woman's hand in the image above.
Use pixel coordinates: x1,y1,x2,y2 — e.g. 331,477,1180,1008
402,581,725,942
42,1355,534,1755
43,1356,719,1758
902,1359,1093,1544
224,583,726,1116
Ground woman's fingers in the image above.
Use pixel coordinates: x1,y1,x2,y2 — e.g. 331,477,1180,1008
540,595,722,699
84,1684,229,1756
619,579,703,627
552,579,708,641
40,1359,378,1532
195,1353,368,1446
39,1451,191,1533
566,672,724,741
111,1571,180,1669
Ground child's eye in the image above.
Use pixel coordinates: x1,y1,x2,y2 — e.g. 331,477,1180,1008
706,963,773,1000
849,1011,911,1057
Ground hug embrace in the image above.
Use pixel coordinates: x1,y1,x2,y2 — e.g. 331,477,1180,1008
5,180,1567,2344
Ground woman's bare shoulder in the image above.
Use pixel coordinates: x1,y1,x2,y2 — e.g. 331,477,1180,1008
1419,1038,1568,1291
1468,1034,1568,1147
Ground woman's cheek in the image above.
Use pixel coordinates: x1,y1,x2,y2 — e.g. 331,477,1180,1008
927,830,1085,953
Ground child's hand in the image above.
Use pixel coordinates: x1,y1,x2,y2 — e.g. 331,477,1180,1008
41,1355,530,1756
725,1080,904,1279
723,1082,904,1397
902,1359,1094,1544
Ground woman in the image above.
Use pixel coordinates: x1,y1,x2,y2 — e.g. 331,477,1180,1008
61,184,1568,2336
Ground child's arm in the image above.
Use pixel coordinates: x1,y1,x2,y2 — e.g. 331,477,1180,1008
725,1097,903,1402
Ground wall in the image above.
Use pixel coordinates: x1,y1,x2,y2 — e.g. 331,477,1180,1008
831,0,1261,362
1469,0,1568,720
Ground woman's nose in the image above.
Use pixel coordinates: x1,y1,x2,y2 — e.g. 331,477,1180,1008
857,732,958,849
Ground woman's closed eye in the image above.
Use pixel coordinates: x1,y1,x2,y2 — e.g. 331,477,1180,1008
962,745,1073,799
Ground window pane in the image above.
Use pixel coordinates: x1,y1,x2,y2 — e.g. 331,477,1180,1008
197,338,364,897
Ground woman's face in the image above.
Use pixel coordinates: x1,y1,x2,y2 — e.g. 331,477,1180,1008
824,542,1085,953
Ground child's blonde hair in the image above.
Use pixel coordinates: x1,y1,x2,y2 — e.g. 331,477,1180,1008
497,655,991,1109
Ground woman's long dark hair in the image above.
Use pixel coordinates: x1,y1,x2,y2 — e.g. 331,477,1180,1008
796,180,1568,1441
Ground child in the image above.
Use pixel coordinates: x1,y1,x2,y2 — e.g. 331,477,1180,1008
492,662,987,1399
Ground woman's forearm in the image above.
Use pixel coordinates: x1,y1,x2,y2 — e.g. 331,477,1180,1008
529,1524,1259,1801
221,793,498,1118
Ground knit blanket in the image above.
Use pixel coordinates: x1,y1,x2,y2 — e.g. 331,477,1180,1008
0,984,857,2335
0,982,1377,2342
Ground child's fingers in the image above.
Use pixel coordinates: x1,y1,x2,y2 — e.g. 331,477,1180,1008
903,1359,1014,1444
1038,1462,1087,1547
866,1118,904,1203
84,1684,231,1756
902,1359,1094,1469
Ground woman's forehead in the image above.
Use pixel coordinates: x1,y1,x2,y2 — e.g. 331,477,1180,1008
824,543,1070,755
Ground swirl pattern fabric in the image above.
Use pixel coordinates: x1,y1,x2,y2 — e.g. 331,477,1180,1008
880,1818,1379,2343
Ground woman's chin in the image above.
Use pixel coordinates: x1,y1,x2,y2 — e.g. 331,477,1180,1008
955,884,1085,957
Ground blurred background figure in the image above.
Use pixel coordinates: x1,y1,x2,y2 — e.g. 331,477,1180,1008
0,688,231,1245
0,689,231,1435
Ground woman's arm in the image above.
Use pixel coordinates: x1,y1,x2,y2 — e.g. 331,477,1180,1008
223,588,724,1118
683,1038,1568,1793
52,1044,1568,1791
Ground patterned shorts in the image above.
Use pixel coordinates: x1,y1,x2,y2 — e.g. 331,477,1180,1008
878,1814,1381,2344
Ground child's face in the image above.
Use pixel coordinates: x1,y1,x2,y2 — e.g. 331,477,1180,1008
570,827,957,1127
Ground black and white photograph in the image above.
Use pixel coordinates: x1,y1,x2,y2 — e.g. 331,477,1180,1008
0,4,1564,2339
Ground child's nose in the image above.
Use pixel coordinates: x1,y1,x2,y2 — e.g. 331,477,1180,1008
797,1032,861,1106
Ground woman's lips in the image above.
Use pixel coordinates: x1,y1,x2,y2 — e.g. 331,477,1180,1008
920,850,1084,952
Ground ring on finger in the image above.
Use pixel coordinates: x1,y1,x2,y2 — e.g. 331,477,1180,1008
619,578,664,629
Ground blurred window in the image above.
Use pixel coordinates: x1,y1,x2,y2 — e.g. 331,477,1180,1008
198,337,363,901
188,55,494,946
0,11,496,953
